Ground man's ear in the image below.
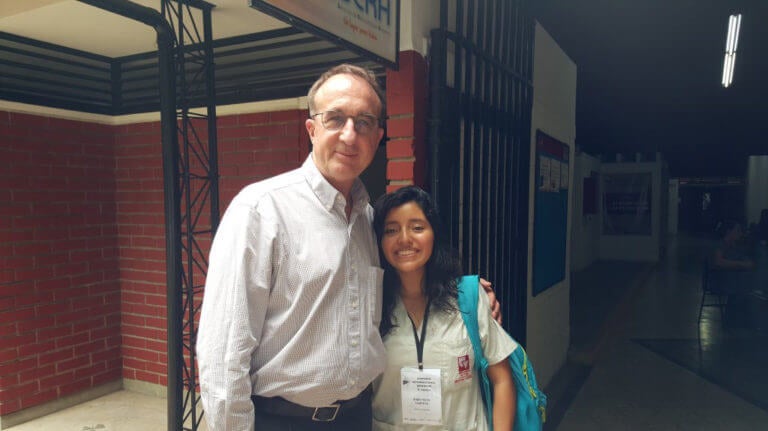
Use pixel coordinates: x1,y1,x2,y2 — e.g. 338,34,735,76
305,118,316,141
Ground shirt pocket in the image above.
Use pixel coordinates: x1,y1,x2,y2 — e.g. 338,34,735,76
436,335,476,390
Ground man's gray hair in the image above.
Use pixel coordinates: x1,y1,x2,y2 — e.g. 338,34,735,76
307,64,386,122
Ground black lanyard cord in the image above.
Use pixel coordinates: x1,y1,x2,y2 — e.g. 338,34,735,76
407,298,432,371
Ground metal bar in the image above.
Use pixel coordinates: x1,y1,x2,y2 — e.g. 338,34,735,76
475,0,492,276
0,91,113,113
461,0,475,272
76,0,183,427
497,0,513,316
429,28,446,205
0,44,111,73
513,0,534,344
0,58,112,85
492,0,503,285
0,73,111,98
0,30,115,62
487,33,499,283
205,7,220,236
111,59,123,112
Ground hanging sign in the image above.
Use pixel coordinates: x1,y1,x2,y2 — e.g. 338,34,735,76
250,0,400,68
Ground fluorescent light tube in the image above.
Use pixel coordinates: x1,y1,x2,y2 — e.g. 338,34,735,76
722,13,742,87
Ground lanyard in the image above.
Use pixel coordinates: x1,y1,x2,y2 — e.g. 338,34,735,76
407,298,432,370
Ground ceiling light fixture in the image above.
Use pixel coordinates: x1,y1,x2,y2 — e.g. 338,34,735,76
722,13,741,88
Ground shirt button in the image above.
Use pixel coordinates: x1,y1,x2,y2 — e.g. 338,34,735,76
351,339,359,347
351,299,358,309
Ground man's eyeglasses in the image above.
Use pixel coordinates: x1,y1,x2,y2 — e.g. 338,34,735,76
310,111,381,135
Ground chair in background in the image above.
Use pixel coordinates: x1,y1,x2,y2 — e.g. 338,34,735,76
697,259,727,324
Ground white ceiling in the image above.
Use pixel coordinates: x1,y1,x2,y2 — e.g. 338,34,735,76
0,0,289,57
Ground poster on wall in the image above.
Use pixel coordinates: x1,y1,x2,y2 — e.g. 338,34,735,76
538,156,551,191
602,173,652,235
250,0,400,68
550,159,561,191
532,130,570,296
560,163,569,189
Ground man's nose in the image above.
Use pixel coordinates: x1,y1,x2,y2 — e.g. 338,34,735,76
339,117,357,139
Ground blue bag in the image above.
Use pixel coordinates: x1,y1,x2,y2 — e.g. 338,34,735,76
457,275,546,431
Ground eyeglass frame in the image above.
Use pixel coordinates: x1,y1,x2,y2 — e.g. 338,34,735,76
309,110,383,135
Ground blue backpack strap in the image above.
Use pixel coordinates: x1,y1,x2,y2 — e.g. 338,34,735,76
457,275,494,430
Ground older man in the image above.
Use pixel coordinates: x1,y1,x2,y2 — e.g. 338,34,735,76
198,64,387,431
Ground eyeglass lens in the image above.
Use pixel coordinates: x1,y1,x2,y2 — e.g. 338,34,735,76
316,111,379,134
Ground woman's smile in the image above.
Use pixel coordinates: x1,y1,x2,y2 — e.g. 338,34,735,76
381,202,434,277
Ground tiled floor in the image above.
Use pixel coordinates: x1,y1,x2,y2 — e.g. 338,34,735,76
554,234,768,430
7,234,768,430
5,390,173,431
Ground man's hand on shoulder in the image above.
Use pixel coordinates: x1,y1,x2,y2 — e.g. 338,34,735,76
480,278,502,325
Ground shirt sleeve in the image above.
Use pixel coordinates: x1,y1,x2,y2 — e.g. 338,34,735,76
197,198,276,431
476,283,518,366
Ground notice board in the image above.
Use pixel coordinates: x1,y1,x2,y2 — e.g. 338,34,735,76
532,130,569,296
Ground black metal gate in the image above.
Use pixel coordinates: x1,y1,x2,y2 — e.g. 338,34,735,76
429,0,534,343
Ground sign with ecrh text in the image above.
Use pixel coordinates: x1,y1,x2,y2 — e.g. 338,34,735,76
250,0,400,68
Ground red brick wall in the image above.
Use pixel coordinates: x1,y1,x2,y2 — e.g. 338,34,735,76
0,111,121,415
0,107,308,417
217,110,309,204
385,50,429,191
113,121,168,386
114,109,309,387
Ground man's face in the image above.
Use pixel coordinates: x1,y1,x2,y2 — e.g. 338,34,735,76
305,73,384,195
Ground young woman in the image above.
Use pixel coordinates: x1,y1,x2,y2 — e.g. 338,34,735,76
371,186,517,430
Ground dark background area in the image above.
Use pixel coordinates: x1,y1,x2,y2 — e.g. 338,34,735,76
532,0,768,178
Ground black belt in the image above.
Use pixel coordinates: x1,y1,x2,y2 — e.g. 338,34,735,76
251,386,371,422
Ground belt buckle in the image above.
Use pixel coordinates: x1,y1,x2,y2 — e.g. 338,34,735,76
312,404,340,422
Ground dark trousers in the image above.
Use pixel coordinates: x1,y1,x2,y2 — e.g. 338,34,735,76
252,388,372,431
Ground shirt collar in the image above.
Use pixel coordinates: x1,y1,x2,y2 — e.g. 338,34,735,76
302,154,370,213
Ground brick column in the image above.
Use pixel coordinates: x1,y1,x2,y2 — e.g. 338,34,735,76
385,50,428,192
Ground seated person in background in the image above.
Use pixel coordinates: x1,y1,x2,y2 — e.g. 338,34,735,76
758,209,768,244
713,220,755,271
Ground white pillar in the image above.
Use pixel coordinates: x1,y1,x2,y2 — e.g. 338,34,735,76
746,156,768,225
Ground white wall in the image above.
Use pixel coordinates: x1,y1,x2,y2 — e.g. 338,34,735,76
599,161,665,261
526,22,577,388
571,152,602,271
400,0,439,56
746,156,768,225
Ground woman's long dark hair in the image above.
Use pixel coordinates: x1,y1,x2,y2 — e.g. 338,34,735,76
373,186,462,336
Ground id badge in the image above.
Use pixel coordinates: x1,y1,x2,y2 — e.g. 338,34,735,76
400,367,442,425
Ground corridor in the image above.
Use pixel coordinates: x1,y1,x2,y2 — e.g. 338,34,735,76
553,234,768,430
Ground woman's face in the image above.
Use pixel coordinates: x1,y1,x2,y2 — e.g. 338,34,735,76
380,201,435,278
